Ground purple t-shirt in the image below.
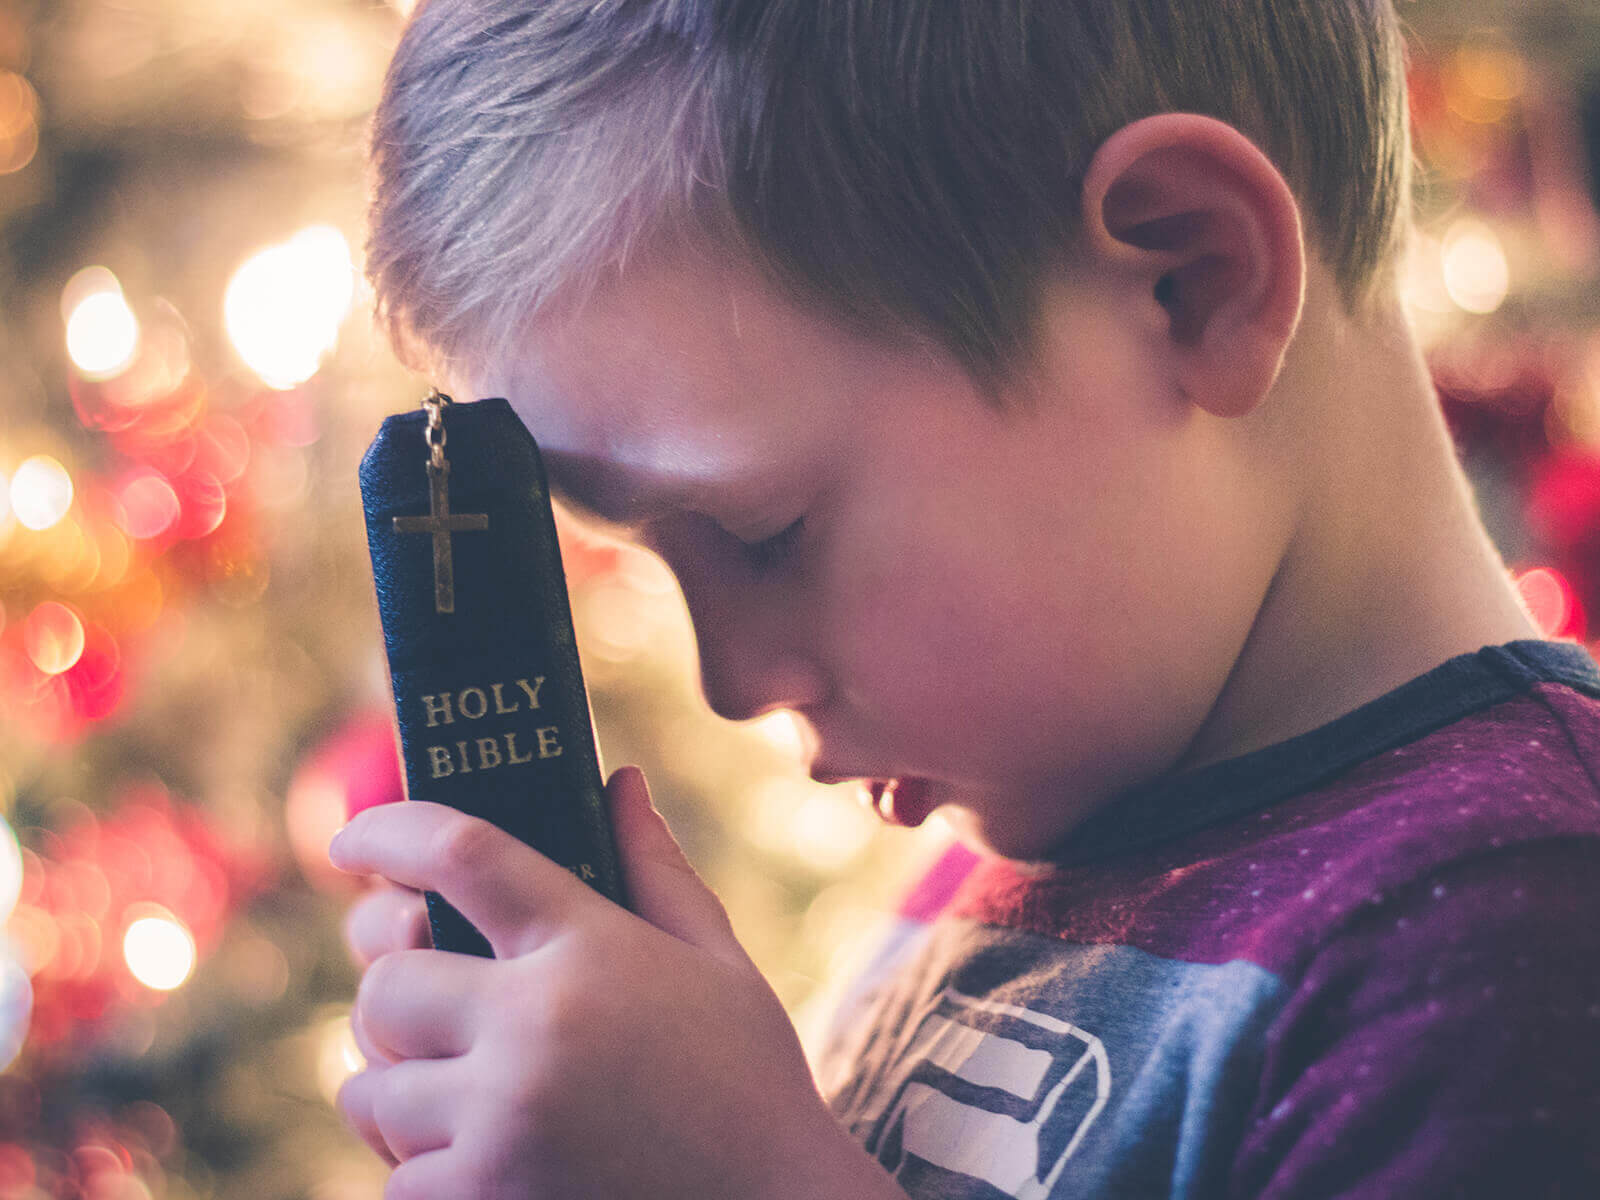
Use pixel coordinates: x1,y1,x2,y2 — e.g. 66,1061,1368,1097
817,641,1600,1199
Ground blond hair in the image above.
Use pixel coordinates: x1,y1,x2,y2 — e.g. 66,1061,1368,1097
367,0,1411,383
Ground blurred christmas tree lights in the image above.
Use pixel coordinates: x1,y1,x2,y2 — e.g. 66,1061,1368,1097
0,1,1592,1196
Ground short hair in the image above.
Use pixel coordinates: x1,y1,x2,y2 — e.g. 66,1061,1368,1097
366,0,1412,385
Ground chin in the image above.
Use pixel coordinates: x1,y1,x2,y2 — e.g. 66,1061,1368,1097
933,804,1042,863
936,788,1100,865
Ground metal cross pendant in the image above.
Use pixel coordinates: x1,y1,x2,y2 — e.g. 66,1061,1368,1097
393,460,489,614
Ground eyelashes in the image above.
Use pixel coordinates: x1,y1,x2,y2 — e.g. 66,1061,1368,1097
739,517,805,571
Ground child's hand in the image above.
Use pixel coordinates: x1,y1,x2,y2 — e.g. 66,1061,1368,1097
329,767,904,1200
342,882,429,967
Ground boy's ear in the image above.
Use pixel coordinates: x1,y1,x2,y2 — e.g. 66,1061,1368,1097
1079,114,1306,417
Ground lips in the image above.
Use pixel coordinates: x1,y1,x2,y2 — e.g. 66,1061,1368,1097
867,778,936,828
810,765,939,828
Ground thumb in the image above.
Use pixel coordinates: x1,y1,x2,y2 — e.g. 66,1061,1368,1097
606,766,745,963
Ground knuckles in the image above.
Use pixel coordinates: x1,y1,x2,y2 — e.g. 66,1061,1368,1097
357,947,414,1012
425,812,506,881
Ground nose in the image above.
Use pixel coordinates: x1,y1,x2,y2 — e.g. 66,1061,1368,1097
656,539,828,724
697,636,827,723
687,596,829,723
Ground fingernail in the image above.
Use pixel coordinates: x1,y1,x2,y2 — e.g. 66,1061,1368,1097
328,825,350,868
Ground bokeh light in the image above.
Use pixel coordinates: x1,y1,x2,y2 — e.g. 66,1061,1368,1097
1444,39,1526,125
22,602,85,676
65,285,141,380
114,471,181,541
0,815,24,926
749,710,812,764
1400,233,1455,320
1516,567,1583,640
121,914,196,992
174,470,226,539
9,455,73,530
0,70,38,175
223,225,354,389
744,778,878,875
315,1010,364,1105
0,951,31,1072
63,625,125,721
1442,218,1511,315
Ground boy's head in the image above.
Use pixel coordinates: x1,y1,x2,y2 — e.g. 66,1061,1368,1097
367,0,1411,386
364,1,1423,859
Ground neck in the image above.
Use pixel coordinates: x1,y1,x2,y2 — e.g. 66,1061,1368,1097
1176,279,1540,773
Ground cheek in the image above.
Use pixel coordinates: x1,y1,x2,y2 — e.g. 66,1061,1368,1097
820,466,1267,791
825,508,1086,768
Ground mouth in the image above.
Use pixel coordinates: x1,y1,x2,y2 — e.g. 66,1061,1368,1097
809,759,940,828
870,778,938,827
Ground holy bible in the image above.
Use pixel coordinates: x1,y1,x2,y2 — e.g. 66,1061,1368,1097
359,395,627,956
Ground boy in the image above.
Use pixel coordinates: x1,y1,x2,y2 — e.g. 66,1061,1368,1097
331,1,1600,1196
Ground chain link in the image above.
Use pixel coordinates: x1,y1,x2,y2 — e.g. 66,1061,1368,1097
423,388,453,472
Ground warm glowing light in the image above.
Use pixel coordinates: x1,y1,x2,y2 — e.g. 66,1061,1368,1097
286,775,353,893
22,602,85,675
0,815,22,926
93,525,132,589
316,1011,366,1104
580,580,666,663
1516,567,1578,639
224,225,355,389
196,414,251,483
115,472,181,540
1556,340,1600,449
1400,234,1455,319
1441,219,1510,315
10,455,73,530
0,468,8,525
64,625,125,721
60,266,121,321
175,470,227,539
1449,42,1526,123
0,954,30,1072
744,778,877,873
789,787,877,872
0,71,37,175
111,568,166,633
749,710,811,763
122,914,196,991
65,289,141,379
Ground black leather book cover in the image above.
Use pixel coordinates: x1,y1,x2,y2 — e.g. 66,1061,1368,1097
359,397,626,956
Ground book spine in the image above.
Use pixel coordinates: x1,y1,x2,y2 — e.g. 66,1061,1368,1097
359,397,626,956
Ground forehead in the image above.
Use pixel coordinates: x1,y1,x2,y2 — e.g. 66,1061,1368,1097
476,252,898,524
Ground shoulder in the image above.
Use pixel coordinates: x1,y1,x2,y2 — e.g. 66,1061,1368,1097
948,677,1600,973
1229,836,1600,1197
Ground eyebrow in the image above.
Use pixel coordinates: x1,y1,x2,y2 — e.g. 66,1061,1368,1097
540,453,684,535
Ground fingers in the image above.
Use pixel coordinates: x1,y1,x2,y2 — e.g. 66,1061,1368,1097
337,1066,399,1167
339,1059,460,1164
351,1002,390,1068
605,766,743,961
385,1148,459,1200
330,802,591,957
345,885,430,966
356,948,487,1061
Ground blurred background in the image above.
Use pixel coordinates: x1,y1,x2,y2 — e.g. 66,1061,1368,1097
0,0,1596,1196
